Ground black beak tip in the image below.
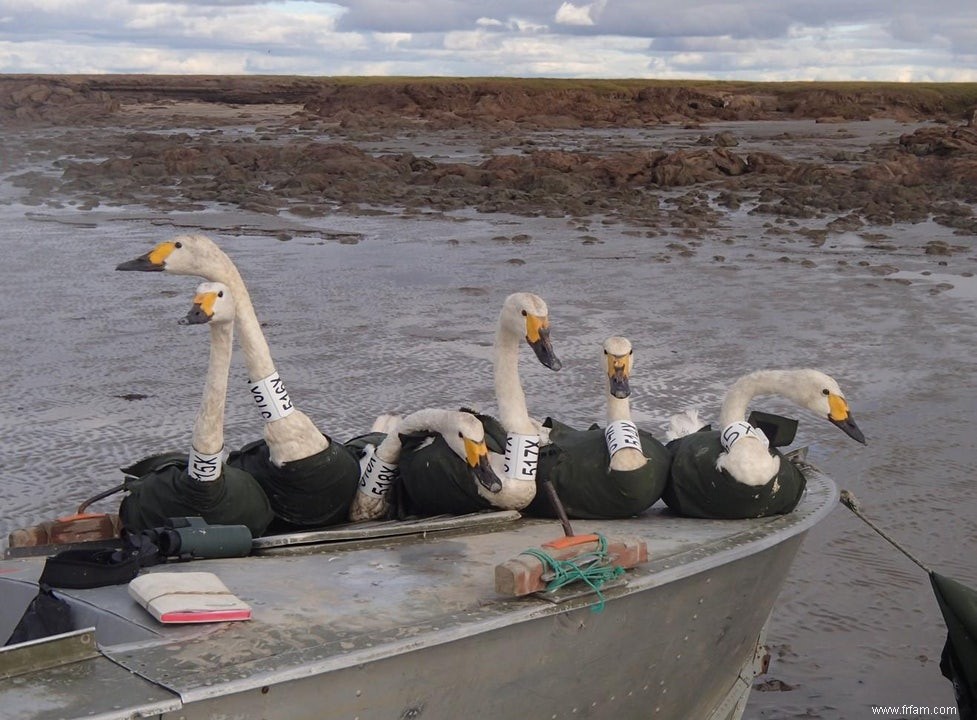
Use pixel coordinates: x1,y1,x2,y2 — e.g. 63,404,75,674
609,376,630,399
182,307,209,325
480,476,503,494
116,256,162,272
832,415,866,445
529,335,562,372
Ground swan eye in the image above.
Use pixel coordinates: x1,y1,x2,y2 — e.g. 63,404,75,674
457,431,464,439
822,388,830,396
217,290,224,297
521,310,527,317
175,241,183,249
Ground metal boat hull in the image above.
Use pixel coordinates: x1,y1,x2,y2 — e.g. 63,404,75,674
0,463,837,720
171,538,799,720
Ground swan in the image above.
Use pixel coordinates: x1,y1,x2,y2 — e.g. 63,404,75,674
395,292,563,516
492,292,563,439
119,282,274,537
522,336,672,519
604,336,651,472
663,368,866,519
345,409,502,522
117,234,360,528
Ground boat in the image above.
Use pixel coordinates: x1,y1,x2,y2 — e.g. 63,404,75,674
0,454,838,720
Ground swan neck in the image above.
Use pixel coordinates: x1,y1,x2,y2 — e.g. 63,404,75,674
605,394,632,423
192,322,233,455
374,433,403,464
494,329,534,434
375,408,448,463
221,262,277,381
719,370,800,426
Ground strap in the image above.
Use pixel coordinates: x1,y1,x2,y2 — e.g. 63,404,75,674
38,547,144,589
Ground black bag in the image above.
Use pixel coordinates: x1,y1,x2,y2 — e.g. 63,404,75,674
3,584,74,647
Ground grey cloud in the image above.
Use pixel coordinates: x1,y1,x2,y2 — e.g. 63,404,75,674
331,0,977,45
0,0,974,79
887,12,977,53
335,0,494,33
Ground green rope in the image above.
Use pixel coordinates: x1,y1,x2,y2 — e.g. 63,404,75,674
520,534,626,612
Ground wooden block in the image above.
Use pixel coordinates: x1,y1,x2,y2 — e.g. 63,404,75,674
7,522,52,549
495,535,648,597
7,514,120,549
50,514,120,544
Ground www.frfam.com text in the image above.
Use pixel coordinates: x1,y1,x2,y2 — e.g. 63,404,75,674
871,706,957,716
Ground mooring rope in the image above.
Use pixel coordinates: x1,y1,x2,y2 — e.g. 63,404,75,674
840,489,932,573
520,534,626,612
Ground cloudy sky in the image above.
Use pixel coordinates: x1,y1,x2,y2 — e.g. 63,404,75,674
1,0,975,81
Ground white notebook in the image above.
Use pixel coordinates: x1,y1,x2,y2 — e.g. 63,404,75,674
128,571,252,624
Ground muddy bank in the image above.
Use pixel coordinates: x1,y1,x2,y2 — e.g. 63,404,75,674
5,75,977,127
3,76,977,246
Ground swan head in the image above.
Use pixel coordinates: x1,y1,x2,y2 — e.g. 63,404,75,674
117,234,228,279
438,412,504,494
180,281,234,326
603,336,633,399
795,369,866,445
499,292,562,371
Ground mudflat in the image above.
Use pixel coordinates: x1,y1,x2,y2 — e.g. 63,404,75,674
4,76,977,238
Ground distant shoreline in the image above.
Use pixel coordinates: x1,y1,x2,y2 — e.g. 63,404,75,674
3,74,976,244
3,74,977,128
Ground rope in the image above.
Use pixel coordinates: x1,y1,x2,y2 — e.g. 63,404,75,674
839,489,932,574
520,534,626,612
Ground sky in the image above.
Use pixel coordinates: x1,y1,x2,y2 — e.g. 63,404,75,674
1,0,976,81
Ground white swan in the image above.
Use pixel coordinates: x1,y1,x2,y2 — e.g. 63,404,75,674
603,336,648,473
347,409,501,522
393,292,562,516
185,282,235,461
664,368,866,519
483,291,564,509
118,235,326,463
493,291,562,439
472,291,564,509
117,234,360,527
118,282,273,536
520,336,671,520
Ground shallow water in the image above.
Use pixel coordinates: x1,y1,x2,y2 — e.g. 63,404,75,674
1,121,976,717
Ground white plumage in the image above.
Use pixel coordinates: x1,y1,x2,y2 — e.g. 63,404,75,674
492,291,562,442
119,234,330,467
603,336,648,472
670,368,866,487
348,409,499,522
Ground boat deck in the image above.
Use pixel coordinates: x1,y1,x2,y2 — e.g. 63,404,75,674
0,463,838,720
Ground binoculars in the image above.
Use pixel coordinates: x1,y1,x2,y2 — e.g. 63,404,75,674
32,517,254,592
149,517,254,560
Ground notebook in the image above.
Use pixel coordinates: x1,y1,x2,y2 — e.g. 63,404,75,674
128,571,252,624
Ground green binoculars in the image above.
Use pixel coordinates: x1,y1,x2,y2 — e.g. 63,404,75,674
153,517,254,560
